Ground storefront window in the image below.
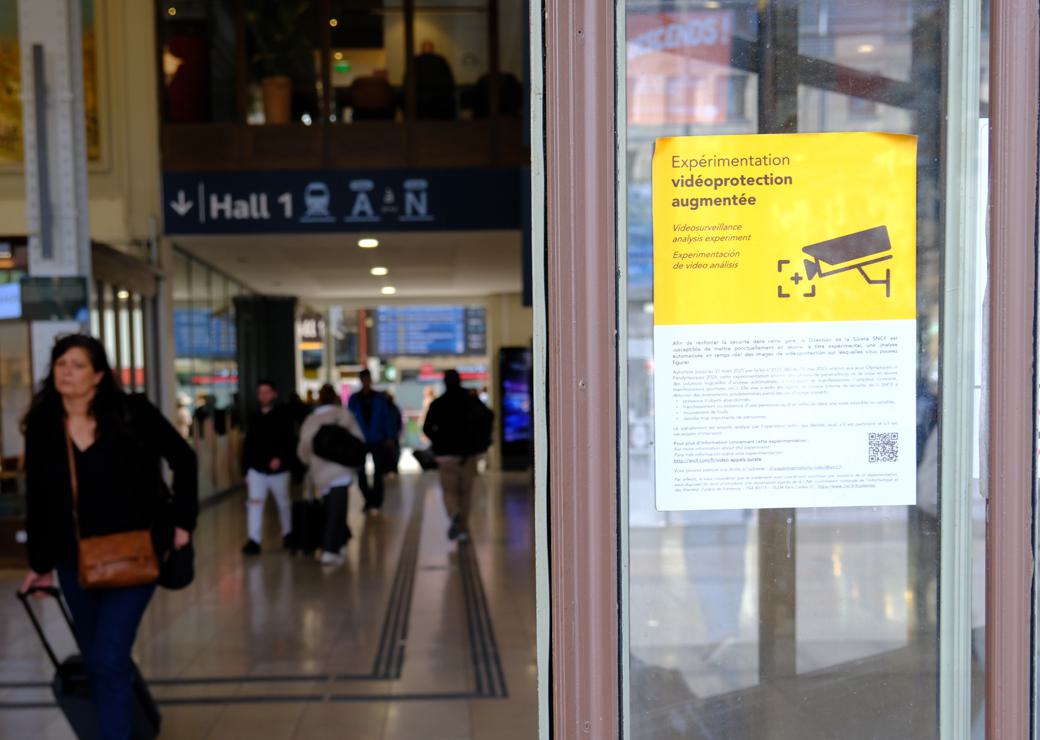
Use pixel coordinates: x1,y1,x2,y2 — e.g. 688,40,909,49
620,1,986,737
411,0,488,120
243,0,321,125
330,0,404,123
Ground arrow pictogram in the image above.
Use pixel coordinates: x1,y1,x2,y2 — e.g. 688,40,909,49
169,190,194,217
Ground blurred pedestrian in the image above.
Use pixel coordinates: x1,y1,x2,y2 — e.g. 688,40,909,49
241,379,296,554
422,369,494,543
296,384,364,566
347,370,398,512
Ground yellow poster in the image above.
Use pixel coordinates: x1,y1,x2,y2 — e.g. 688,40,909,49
653,132,916,326
651,132,918,511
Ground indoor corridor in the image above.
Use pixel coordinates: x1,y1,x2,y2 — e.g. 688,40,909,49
0,471,537,740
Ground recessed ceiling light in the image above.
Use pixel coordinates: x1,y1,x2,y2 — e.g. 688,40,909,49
358,238,379,249
334,51,344,61
117,289,130,300
329,18,339,27
380,286,397,295
704,0,720,7
857,43,876,53
370,266,388,276
167,6,177,16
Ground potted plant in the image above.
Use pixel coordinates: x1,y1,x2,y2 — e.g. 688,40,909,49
243,0,314,124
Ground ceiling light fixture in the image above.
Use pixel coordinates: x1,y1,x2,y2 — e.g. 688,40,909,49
117,289,130,300
329,18,339,27
167,6,177,16
857,43,876,53
358,238,379,248
334,51,344,60
380,286,397,295
370,266,389,276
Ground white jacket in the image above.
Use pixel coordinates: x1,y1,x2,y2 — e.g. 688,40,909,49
296,405,365,494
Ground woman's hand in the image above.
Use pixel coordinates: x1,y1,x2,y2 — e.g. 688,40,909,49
20,570,54,598
173,527,191,550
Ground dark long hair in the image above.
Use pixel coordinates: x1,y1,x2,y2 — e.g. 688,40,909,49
22,334,124,436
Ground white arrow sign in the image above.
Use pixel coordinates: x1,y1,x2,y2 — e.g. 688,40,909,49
169,190,194,217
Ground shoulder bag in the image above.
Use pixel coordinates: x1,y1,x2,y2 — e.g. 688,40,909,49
65,426,159,589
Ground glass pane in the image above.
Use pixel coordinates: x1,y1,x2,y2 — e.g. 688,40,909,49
413,0,488,120
101,284,118,373
160,0,238,123
330,0,404,123
621,1,985,737
131,293,145,393
117,288,132,388
243,0,321,125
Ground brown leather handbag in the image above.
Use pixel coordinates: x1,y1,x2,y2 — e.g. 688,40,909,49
66,428,159,589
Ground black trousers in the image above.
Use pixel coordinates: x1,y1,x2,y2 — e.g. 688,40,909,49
322,486,350,554
356,443,390,510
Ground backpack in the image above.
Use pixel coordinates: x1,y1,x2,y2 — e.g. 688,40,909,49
312,423,365,467
461,397,495,455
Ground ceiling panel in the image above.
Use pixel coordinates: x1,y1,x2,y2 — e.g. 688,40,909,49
173,230,524,302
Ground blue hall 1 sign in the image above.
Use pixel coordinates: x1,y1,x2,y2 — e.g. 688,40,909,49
163,169,524,234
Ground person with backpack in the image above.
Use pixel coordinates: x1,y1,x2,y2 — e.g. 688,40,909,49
422,369,494,543
296,384,365,566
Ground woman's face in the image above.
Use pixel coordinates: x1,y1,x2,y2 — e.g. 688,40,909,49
53,348,103,400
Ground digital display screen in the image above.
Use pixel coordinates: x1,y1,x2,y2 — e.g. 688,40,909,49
0,281,20,320
19,276,89,322
174,308,236,358
500,348,532,444
372,305,486,357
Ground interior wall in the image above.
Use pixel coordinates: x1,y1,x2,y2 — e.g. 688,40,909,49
0,0,162,249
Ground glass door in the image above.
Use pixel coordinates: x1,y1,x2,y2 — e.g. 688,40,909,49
619,1,987,737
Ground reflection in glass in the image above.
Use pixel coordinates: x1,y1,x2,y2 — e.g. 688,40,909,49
622,1,985,737
331,0,403,123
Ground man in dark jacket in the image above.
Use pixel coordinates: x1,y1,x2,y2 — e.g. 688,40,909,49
241,379,297,554
422,369,493,543
347,369,399,512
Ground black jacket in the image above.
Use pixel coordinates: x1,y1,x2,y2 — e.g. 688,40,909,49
422,389,493,456
241,404,297,475
24,393,198,575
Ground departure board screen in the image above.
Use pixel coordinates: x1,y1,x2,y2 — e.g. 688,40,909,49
372,305,486,357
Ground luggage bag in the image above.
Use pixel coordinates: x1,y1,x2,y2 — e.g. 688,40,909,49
16,585,161,740
290,497,326,555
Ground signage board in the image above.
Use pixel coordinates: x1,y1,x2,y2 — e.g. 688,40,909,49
652,132,918,510
163,169,524,235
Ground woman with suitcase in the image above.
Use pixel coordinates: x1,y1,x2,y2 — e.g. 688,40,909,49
19,334,198,740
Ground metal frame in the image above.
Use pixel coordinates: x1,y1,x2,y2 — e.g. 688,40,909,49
544,0,620,737
938,0,983,737
987,0,1040,737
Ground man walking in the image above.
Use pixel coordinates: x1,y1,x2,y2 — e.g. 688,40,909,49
241,379,297,554
347,369,398,512
422,369,494,543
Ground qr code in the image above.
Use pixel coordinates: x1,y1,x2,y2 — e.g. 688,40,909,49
868,432,899,463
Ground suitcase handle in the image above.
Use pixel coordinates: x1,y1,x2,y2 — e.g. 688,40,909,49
16,586,80,670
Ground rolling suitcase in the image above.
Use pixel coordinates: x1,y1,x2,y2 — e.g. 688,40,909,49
17,585,161,740
290,496,326,555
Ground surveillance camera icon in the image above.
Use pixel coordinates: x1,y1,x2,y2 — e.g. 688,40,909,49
802,225,893,297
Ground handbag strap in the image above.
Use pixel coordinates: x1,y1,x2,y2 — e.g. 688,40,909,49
63,422,82,540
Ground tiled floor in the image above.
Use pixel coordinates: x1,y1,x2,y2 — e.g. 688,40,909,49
0,471,538,740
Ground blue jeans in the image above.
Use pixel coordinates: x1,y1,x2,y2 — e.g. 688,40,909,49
57,566,155,740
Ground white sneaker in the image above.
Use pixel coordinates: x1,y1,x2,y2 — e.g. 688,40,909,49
320,552,345,566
